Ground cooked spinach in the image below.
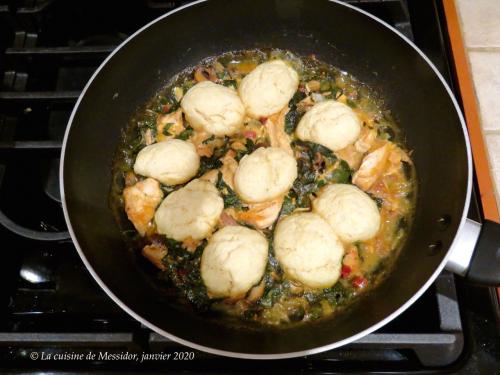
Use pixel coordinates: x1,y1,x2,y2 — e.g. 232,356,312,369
322,283,353,306
222,79,237,88
327,160,351,184
235,138,256,162
216,172,247,210
198,156,222,176
280,195,296,216
163,238,210,310
202,135,215,144
284,109,300,135
162,122,174,136
175,126,194,140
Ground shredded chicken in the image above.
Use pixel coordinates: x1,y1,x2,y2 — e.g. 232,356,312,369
265,108,293,155
335,144,364,170
142,243,168,270
123,178,163,236
190,131,214,157
220,150,238,189
219,211,239,227
182,237,201,253
352,143,392,191
235,197,283,229
354,127,377,153
125,171,138,187
199,169,219,185
246,279,265,302
156,109,184,141
296,95,315,113
144,128,155,145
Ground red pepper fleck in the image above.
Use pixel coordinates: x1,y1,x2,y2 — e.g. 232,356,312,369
341,265,351,278
244,130,257,140
259,116,268,124
352,276,367,289
161,104,171,113
177,269,188,277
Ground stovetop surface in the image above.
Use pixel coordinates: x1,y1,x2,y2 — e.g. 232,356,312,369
0,0,498,374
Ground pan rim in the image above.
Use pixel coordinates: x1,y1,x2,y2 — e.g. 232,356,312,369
60,0,473,360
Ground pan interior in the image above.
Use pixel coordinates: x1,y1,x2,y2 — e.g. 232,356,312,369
62,0,469,356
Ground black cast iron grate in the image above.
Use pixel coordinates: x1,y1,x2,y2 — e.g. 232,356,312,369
0,0,476,373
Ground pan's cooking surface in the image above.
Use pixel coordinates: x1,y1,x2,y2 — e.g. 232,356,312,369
0,0,497,372
61,0,470,356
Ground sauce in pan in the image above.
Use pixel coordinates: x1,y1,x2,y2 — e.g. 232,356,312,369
110,49,416,326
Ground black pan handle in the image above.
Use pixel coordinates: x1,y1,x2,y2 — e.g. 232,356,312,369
466,220,500,285
446,219,500,286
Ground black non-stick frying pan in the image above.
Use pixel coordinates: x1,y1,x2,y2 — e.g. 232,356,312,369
60,0,500,359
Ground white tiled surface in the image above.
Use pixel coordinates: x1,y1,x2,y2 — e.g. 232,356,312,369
468,52,500,132
456,0,500,210
456,0,500,47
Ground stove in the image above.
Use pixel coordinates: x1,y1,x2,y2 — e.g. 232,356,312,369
0,0,498,373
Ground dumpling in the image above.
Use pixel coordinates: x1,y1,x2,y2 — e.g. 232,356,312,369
273,212,344,289
201,225,268,298
233,147,297,203
134,139,199,185
295,100,361,151
154,179,223,241
238,60,299,118
181,81,245,136
312,184,380,242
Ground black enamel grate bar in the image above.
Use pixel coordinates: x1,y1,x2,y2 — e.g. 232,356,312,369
148,273,463,367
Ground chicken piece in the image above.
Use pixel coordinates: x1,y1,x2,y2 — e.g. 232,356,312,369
354,108,375,128
190,131,215,157
386,146,412,176
156,109,184,141
246,279,265,302
199,169,219,185
123,178,164,236
182,237,201,253
353,143,392,191
142,243,168,270
194,66,218,82
335,144,364,170
265,108,293,155
235,197,283,229
354,127,377,153
125,171,138,187
144,128,155,145
220,149,238,189
218,210,239,227
296,95,315,113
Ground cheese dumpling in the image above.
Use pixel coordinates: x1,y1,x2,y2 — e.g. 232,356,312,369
181,81,245,136
154,179,223,241
313,183,380,242
274,212,344,289
134,139,199,185
201,226,268,299
233,147,297,203
238,60,299,118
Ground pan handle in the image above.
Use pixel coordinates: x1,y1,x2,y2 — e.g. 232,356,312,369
446,218,500,286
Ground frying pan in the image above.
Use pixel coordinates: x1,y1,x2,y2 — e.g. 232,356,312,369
60,0,500,358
